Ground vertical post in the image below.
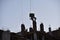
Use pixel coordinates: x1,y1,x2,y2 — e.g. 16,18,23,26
34,32,37,40
42,36,44,40
2,30,10,40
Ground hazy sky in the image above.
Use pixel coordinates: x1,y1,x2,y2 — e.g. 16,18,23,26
0,0,60,32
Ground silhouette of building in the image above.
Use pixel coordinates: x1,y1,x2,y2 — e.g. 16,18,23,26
0,13,60,40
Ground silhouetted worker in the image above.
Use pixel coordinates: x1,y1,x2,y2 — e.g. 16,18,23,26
21,24,25,33
29,13,37,40
40,23,44,32
29,13,37,32
29,27,33,32
49,27,51,32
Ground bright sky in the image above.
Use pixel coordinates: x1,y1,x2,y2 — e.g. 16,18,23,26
0,0,60,32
